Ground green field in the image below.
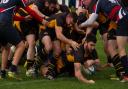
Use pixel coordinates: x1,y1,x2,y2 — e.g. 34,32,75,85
0,34,128,89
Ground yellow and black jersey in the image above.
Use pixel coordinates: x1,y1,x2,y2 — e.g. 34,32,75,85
13,4,36,32
98,12,108,24
13,5,39,37
108,21,117,31
66,45,98,63
13,8,28,32
40,13,73,30
39,13,60,31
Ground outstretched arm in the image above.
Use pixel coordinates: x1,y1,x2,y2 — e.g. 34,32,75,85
74,63,95,84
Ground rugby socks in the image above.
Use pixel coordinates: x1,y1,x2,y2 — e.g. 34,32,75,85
46,51,56,78
6,60,12,69
46,63,56,79
0,70,6,78
25,60,35,70
120,55,128,76
55,55,64,73
47,51,55,65
112,54,125,77
10,65,17,72
107,56,112,64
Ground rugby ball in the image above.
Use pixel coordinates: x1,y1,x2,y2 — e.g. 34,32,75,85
26,68,36,77
83,65,95,75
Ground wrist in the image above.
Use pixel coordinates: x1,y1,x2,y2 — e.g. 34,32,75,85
69,39,73,45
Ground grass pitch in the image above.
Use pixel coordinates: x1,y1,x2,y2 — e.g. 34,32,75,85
0,34,128,89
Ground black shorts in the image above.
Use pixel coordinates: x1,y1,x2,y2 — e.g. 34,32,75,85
39,27,57,41
70,31,85,43
91,28,98,35
98,21,109,35
116,15,128,36
0,23,22,46
20,20,39,39
107,29,116,40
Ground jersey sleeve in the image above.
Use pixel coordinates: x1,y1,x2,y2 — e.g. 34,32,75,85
56,15,64,27
73,45,85,63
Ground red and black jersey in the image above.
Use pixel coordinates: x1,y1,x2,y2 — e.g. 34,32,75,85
0,0,27,23
0,0,43,24
94,0,122,21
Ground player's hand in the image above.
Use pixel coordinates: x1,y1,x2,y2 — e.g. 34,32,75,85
77,30,86,35
70,40,79,51
42,19,49,26
86,80,95,84
24,15,32,21
82,37,86,44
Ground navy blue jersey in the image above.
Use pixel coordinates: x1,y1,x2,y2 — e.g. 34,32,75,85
0,0,27,24
94,0,123,20
95,0,117,14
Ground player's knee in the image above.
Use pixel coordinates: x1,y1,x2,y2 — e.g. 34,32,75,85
45,44,53,53
17,41,25,48
54,48,61,57
28,41,36,48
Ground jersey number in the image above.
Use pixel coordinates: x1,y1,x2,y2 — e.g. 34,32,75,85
0,0,9,4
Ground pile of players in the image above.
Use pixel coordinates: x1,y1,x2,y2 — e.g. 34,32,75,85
0,0,128,84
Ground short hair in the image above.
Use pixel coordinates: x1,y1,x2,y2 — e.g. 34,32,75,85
85,34,97,43
68,12,78,23
47,0,57,4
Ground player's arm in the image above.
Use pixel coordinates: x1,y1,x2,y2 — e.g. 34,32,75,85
74,63,95,84
13,14,32,21
79,0,101,28
24,6,48,26
79,13,98,28
18,0,47,25
13,15,25,21
31,4,49,19
74,23,86,35
55,26,79,50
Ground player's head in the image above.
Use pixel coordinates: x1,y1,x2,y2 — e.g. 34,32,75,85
83,0,92,6
44,0,57,11
66,12,78,26
84,34,97,52
82,0,97,9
